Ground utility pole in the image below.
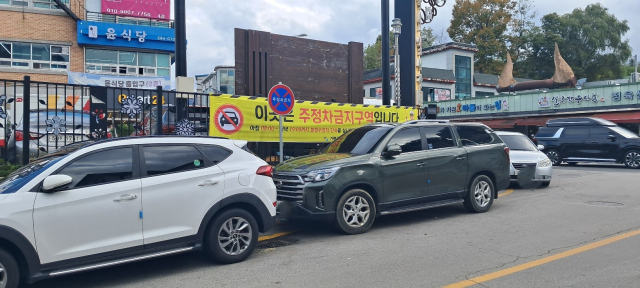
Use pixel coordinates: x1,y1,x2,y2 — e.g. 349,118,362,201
174,0,187,77
381,0,391,105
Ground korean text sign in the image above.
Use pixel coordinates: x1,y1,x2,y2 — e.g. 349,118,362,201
209,95,420,142
77,21,175,52
102,0,170,20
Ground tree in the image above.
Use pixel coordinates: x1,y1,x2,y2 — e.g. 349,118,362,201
448,0,516,75
517,4,632,81
508,0,537,62
363,27,438,70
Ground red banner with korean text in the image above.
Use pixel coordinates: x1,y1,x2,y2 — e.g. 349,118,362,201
102,0,171,20
209,95,420,142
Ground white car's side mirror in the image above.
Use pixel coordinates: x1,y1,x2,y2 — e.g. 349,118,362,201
537,145,545,151
42,175,73,192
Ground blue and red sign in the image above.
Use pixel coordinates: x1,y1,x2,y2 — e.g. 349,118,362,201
268,84,295,115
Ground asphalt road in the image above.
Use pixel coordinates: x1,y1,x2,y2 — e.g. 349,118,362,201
28,164,640,288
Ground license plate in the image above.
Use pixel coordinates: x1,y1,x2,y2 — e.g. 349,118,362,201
48,135,84,142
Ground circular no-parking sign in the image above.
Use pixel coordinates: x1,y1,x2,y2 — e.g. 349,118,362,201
268,84,295,115
214,104,244,135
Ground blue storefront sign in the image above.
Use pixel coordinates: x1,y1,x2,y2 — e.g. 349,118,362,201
77,21,175,52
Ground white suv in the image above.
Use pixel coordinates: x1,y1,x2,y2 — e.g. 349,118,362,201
0,136,277,288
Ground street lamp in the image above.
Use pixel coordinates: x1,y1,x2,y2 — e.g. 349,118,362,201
392,18,402,107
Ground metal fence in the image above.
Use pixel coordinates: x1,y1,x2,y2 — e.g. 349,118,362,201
0,77,333,169
85,12,175,28
0,76,209,166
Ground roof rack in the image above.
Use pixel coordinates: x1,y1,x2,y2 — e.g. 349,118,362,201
404,120,450,125
546,117,616,127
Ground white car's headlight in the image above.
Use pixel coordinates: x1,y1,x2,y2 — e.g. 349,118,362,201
538,158,552,168
305,167,340,182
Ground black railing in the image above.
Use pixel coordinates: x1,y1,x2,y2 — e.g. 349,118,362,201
0,77,328,171
0,77,206,167
85,12,174,28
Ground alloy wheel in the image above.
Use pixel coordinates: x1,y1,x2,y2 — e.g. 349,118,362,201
474,181,492,207
546,151,559,165
625,151,640,168
342,196,371,228
218,217,252,256
0,262,6,288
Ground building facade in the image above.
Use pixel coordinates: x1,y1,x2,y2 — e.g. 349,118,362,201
1,0,175,87
0,0,83,83
363,42,531,105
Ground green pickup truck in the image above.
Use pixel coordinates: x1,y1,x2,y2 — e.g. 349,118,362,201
274,120,511,234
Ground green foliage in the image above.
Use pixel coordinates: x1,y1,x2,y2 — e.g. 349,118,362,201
0,160,21,178
363,27,438,71
448,0,516,75
515,4,632,81
115,124,135,137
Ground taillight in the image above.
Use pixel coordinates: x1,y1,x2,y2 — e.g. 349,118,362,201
256,165,273,177
15,131,23,141
504,147,510,162
16,131,42,141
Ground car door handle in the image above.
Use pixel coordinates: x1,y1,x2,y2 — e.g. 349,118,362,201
456,156,467,160
113,194,138,202
198,180,220,186
416,162,426,167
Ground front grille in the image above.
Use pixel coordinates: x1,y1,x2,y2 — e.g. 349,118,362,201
273,173,305,204
512,162,537,170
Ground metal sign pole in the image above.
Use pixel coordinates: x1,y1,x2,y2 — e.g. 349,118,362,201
279,115,284,163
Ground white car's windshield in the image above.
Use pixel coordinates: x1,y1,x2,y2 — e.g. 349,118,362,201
500,134,538,151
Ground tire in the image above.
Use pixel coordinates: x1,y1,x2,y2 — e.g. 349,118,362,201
464,175,495,213
541,181,551,187
545,149,561,166
623,150,640,169
0,247,20,288
333,189,376,235
204,208,259,264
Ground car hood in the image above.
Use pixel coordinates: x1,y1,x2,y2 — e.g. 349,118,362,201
509,150,548,163
274,153,371,173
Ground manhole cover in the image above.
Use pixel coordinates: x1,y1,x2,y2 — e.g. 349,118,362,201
585,201,624,207
257,238,299,249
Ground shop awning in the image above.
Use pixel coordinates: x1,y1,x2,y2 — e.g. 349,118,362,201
596,111,640,124
477,119,516,129
515,117,553,126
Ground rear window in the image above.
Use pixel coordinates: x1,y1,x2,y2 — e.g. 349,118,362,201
199,145,233,164
536,127,560,138
455,125,494,146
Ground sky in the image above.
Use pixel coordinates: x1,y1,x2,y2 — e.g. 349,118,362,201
182,0,639,77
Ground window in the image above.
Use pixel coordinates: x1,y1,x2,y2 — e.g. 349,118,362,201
590,127,612,140
0,0,68,9
455,55,471,99
323,125,394,155
143,146,207,176
424,126,456,149
0,41,69,70
562,127,590,139
536,127,560,138
387,128,423,153
56,148,134,190
500,135,537,151
199,145,232,164
85,48,171,77
476,91,495,98
456,125,494,146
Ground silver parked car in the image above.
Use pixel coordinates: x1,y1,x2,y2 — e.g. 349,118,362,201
495,131,553,187
6,111,91,162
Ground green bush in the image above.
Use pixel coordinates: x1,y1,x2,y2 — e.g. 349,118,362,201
0,160,21,178
115,124,136,137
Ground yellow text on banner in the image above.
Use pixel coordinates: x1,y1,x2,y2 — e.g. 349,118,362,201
209,95,420,143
